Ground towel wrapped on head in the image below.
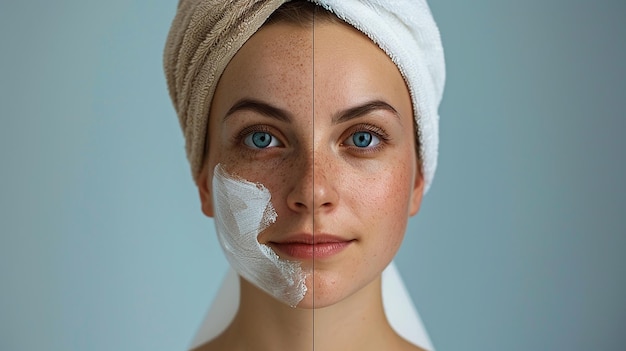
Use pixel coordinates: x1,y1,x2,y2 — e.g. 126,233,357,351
164,1,445,350
164,0,445,191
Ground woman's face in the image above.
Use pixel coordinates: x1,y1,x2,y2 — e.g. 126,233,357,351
197,21,424,308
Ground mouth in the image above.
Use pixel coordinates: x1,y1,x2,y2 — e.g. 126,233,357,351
269,234,355,260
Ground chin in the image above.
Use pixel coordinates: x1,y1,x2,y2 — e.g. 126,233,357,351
292,268,373,309
294,289,343,310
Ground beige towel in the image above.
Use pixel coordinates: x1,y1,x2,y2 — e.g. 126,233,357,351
164,0,288,184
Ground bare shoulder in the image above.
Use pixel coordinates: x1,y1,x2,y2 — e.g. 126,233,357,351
397,337,428,351
404,343,428,351
190,335,228,351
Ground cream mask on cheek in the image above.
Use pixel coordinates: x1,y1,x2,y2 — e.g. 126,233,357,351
211,164,307,307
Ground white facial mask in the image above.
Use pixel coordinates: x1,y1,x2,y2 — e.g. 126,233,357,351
211,164,307,307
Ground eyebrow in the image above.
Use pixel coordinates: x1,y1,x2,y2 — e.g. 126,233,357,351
223,98,400,124
224,98,291,122
332,100,401,125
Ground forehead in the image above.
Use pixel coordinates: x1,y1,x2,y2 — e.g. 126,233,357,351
212,21,410,120
215,23,313,110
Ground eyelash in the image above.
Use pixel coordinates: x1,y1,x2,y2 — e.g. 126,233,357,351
343,123,390,154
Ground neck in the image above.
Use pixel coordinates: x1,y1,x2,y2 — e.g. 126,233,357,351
218,275,401,351
312,275,397,351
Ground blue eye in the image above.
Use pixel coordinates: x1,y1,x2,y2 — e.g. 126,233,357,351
346,131,380,148
244,131,281,149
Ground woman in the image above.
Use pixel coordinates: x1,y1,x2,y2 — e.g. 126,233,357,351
164,0,445,350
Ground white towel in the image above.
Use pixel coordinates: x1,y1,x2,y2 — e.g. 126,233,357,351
312,0,445,192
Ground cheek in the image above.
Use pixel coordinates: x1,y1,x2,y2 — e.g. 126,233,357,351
354,163,412,211
228,159,293,189
211,149,296,207
348,162,414,243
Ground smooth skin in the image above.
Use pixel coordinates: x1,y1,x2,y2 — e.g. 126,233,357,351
194,20,425,351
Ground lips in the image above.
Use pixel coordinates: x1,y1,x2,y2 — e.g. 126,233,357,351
269,234,354,259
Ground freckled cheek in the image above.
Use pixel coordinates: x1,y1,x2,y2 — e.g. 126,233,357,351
213,150,294,198
355,167,412,212
354,169,412,244
210,141,276,173
236,165,291,190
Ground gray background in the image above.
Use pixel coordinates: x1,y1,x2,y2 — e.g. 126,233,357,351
1,0,624,350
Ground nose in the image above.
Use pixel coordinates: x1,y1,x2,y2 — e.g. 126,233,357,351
286,153,338,214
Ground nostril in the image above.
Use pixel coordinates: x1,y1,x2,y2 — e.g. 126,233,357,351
315,201,333,208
